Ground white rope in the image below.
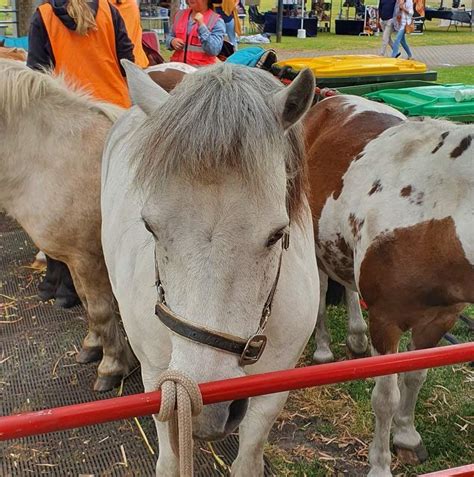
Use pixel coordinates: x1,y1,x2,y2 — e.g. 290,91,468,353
156,370,203,477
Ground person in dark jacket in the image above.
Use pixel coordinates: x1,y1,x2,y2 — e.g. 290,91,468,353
378,0,396,55
28,0,135,308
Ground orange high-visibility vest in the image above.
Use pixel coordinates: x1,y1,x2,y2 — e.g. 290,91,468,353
39,0,131,108
113,0,149,68
171,8,220,66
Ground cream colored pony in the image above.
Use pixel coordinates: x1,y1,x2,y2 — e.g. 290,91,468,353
101,61,320,475
0,59,136,390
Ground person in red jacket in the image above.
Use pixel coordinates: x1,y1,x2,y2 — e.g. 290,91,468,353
167,0,225,66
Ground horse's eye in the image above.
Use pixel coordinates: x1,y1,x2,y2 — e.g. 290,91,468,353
266,229,285,247
143,220,156,236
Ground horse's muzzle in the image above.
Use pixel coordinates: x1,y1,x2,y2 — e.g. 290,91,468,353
193,398,249,440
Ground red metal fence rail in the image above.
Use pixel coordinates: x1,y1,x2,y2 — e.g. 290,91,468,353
420,464,474,477
1,343,473,441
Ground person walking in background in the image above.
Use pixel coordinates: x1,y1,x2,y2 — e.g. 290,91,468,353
167,0,225,66
391,0,413,59
27,0,135,308
111,0,149,67
211,0,241,48
378,0,396,56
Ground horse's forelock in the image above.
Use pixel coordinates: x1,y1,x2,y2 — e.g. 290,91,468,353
133,63,308,222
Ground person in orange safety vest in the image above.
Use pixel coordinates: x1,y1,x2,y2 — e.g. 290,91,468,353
111,0,149,68
27,0,135,108
167,0,225,67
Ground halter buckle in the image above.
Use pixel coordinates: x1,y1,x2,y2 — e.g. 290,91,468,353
239,334,267,366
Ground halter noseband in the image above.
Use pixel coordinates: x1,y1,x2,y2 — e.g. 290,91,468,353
154,231,290,366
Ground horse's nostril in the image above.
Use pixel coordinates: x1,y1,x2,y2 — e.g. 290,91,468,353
225,398,249,432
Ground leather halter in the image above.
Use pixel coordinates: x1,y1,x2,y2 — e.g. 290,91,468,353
154,232,290,366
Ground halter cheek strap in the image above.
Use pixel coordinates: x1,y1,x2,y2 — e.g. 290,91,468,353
154,231,289,366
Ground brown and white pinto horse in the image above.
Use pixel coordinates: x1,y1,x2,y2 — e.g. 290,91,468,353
305,95,474,476
0,44,26,61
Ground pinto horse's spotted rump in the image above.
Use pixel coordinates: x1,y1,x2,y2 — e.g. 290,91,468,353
305,95,474,477
307,96,474,300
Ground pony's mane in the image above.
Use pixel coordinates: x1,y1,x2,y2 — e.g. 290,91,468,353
0,59,123,124
134,63,308,221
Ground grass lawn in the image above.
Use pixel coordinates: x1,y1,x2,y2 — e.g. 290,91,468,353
157,1,474,53
252,0,474,50
268,305,474,476
436,65,474,84
257,28,474,51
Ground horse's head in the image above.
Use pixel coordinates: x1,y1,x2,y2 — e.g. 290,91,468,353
123,61,314,439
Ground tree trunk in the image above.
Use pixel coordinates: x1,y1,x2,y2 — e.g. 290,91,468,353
18,0,35,36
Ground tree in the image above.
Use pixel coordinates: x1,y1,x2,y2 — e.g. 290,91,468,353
18,0,34,36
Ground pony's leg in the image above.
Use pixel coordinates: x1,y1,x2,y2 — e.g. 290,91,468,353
68,266,103,364
37,255,59,301
141,363,179,476
154,420,179,477
69,267,88,310
368,316,402,477
55,261,81,309
313,270,334,363
74,257,137,391
231,392,289,477
393,311,457,465
345,290,369,358
392,361,428,465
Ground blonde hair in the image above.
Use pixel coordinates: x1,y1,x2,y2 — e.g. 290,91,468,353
66,0,97,35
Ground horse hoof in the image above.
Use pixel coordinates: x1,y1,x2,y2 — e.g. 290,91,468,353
76,346,103,364
346,348,370,360
312,351,335,364
37,289,56,302
38,281,56,301
94,374,123,392
394,443,428,465
346,342,370,360
55,295,82,309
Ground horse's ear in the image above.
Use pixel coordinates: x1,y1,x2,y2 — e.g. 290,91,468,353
121,59,169,115
274,68,315,131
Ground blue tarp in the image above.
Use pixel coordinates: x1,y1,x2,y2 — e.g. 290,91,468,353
226,47,267,67
0,36,28,49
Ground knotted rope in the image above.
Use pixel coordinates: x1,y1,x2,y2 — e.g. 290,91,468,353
156,370,203,477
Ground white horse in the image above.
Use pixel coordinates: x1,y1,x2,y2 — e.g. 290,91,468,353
101,61,319,475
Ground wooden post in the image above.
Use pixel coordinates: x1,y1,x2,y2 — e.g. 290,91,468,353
276,0,283,42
